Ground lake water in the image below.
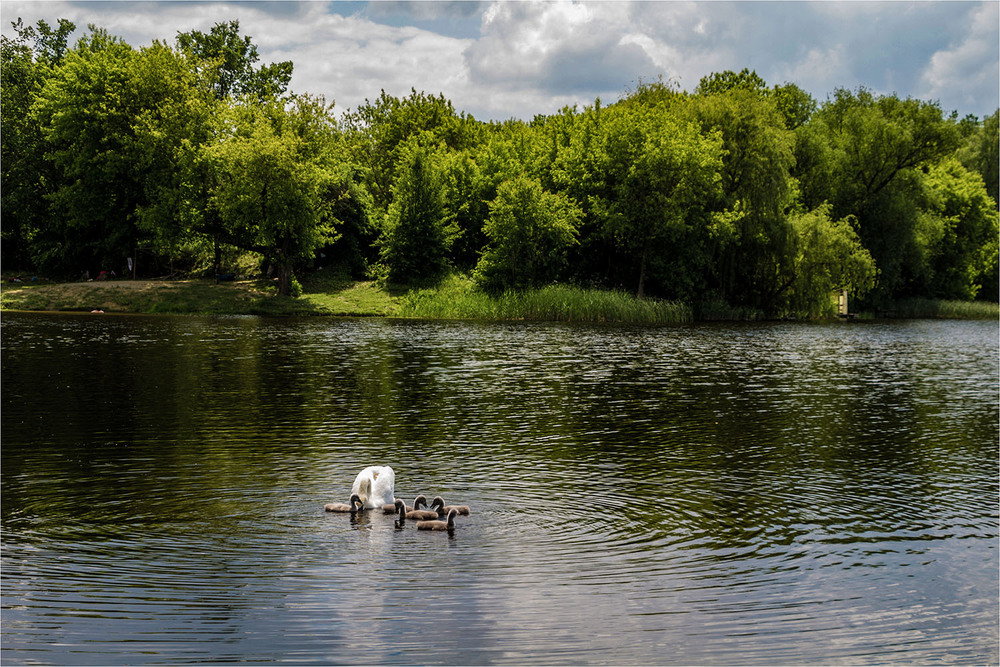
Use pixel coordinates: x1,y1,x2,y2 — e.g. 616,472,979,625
1,312,997,665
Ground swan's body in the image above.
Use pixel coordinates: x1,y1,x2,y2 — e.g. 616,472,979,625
351,466,395,509
325,493,364,513
383,494,427,514
430,496,471,516
417,509,458,531
393,499,438,521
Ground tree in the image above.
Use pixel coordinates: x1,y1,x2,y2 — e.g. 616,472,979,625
918,157,999,299
175,20,292,101
682,87,797,311
771,82,816,130
201,97,340,295
439,149,490,272
343,88,481,210
956,109,999,207
377,142,454,284
696,68,768,96
787,205,877,316
30,28,204,276
805,88,962,300
0,18,75,270
595,103,726,299
474,176,580,292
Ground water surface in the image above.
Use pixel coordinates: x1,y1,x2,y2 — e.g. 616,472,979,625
2,313,997,664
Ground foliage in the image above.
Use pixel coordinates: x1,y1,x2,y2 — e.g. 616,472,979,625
787,205,877,317
917,157,999,299
1,16,995,315
200,97,341,296
175,20,292,101
28,29,193,275
377,142,454,285
474,176,581,292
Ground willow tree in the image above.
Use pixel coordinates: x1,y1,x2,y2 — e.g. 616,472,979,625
804,88,961,300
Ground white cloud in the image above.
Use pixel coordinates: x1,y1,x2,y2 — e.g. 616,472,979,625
1,0,996,120
920,1,999,114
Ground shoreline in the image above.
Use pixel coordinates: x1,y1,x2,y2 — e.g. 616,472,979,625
2,277,997,322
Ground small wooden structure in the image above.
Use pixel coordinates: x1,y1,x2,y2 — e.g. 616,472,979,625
835,289,852,317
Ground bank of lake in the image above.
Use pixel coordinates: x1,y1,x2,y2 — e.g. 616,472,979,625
1,270,997,323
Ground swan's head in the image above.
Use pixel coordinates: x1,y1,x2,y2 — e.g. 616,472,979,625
394,498,406,515
414,494,428,509
429,496,445,511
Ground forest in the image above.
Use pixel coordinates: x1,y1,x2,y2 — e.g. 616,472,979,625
2,19,998,317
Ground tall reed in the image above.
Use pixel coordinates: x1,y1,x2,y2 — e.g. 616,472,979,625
398,278,692,325
858,298,999,320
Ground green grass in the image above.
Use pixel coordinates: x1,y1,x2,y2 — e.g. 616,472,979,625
857,298,1000,320
397,275,693,324
3,271,996,323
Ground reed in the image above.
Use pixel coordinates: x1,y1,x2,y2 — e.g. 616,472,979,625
858,298,999,320
398,277,692,324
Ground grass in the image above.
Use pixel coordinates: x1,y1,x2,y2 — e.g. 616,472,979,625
856,298,1000,320
2,271,996,323
397,275,693,324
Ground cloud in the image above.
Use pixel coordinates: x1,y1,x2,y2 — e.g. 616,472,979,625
463,1,659,113
1,0,996,120
920,1,1000,115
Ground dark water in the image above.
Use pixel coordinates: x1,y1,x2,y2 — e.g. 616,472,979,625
2,312,997,665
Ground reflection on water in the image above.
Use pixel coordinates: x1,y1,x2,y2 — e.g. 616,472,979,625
2,313,997,664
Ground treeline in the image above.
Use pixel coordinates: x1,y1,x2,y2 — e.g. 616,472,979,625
2,19,997,315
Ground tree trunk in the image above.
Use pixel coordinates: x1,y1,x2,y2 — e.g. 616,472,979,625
277,265,290,297
214,234,221,284
637,245,648,299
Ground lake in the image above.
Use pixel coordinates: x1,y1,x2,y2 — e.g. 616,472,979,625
1,312,997,665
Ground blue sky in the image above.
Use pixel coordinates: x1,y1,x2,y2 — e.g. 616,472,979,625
2,1,997,121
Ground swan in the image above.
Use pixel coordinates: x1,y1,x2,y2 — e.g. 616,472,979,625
417,509,458,531
325,493,364,513
351,466,395,509
393,498,439,521
382,494,428,514
429,496,471,516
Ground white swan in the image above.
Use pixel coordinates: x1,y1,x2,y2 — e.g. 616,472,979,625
350,466,395,509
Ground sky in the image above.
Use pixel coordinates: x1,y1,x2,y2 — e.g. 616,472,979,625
1,0,997,121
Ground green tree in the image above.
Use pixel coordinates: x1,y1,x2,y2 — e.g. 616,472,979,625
378,142,454,284
787,205,877,316
805,88,961,300
201,97,340,295
439,149,489,271
956,109,999,207
30,27,204,276
696,68,768,96
344,88,482,211
918,157,999,299
175,20,292,101
682,87,797,311
474,176,581,292
1,17,75,270
595,103,726,299
771,82,816,130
